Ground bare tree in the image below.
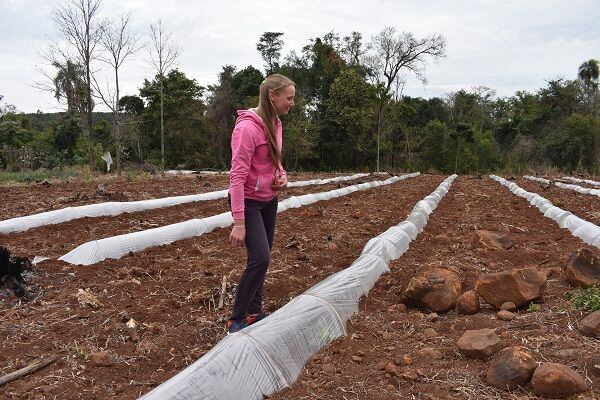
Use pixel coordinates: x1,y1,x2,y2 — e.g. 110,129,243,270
93,13,141,176
148,20,180,174
369,27,446,171
48,0,105,170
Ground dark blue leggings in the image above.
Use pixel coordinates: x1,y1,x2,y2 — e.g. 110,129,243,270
230,195,278,321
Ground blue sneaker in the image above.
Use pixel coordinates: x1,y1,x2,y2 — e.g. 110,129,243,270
226,319,248,333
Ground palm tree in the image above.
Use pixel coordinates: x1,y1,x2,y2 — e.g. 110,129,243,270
52,60,88,115
578,59,599,115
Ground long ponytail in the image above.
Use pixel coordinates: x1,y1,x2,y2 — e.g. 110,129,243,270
256,74,295,169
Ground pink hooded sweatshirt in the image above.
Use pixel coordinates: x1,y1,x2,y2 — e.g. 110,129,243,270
229,109,286,220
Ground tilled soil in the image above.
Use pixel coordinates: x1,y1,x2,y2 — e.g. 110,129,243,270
516,177,600,226
1,175,380,259
0,172,349,220
0,173,442,399
271,176,599,400
0,174,229,220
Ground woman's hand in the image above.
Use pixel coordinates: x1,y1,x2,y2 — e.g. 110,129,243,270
229,221,246,247
271,174,288,190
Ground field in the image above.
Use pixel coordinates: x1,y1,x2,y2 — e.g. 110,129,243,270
0,172,598,399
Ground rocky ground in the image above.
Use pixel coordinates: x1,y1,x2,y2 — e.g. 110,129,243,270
0,173,598,399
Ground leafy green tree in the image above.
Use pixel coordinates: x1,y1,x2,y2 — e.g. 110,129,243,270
257,32,284,75
578,59,599,116
325,69,376,169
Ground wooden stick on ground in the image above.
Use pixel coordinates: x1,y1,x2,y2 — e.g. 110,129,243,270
217,276,227,310
0,355,58,386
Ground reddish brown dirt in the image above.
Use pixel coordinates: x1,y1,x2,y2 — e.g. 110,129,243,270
516,177,600,226
0,175,379,259
0,173,441,399
271,176,599,400
0,172,348,220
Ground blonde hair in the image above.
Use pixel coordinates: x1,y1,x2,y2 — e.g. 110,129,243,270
257,74,295,169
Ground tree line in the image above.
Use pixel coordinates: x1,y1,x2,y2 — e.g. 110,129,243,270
0,0,599,175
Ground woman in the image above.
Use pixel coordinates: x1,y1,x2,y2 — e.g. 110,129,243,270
227,74,295,333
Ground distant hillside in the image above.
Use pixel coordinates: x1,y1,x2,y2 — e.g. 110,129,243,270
25,112,115,131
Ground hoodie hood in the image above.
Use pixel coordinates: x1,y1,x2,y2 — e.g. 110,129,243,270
236,108,281,129
236,109,265,128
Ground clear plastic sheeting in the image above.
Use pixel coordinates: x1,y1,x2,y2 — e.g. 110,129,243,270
555,182,600,197
490,175,600,248
523,175,600,197
60,173,420,265
563,176,600,187
138,174,457,400
0,173,378,234
287,173,369,187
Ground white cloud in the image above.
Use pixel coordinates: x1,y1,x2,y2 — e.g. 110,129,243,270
1,0,599,112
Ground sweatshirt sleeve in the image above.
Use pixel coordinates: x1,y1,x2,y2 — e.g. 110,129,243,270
229,122,255,220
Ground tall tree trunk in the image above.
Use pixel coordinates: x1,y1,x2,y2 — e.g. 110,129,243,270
376,100,384,172
86,57,95,171
160,74,165,174
114,66,122,177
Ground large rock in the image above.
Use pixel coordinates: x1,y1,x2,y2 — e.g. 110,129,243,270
456,328,502,360
565,248,600,287
402,268,462,313
578,311,600,338
456,290,480,315
475,230,516,250
486,346,537,390
531,363,587,399
475,268,547,309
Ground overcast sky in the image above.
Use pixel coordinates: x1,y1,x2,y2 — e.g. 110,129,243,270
1,0,599,113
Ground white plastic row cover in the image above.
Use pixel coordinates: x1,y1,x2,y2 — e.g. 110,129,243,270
564,176,600,187
286,173,369,187
138,174,457,400
491,175,600,248
0,173,371,234
59,173,420,265
523,175,600,197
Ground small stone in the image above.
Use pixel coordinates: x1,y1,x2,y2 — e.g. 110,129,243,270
90,351,113,367
310,382,319,389
351,355,362,362
426,313,439,322
500,302,517,312
384,362,399,376
456,328,502,360
497,310,516,321
531,363,587,399
433,234,451,245
590,355,600,377
386,384,396,391
376,360,388,370
578,311,600,338
381,331,393,340
385,346,395,351
548,348,585,361
321,363,335,375
357,350,365,356
402,355,413,365
456,290,480,315
323,355,332,364
423,328,438,338
500,331,511,340
416,347,442,360
402,370,418,381
475,230,516,250
115,384,125,394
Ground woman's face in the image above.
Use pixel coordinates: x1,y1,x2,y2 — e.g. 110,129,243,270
269,85,296,116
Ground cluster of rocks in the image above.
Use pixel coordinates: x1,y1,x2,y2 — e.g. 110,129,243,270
398,231,599,397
